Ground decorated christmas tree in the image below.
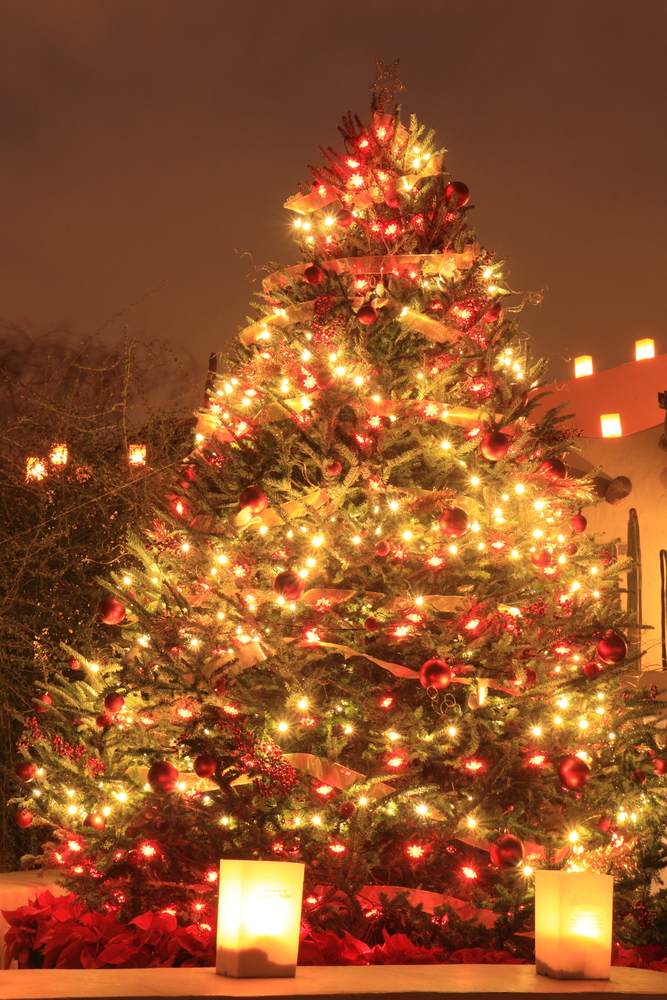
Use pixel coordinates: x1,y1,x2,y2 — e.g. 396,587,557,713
11,66,667,957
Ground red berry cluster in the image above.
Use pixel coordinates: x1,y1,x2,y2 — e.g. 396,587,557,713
52,735,87,762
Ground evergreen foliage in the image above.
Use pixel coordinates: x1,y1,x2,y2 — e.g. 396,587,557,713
10,105,667,954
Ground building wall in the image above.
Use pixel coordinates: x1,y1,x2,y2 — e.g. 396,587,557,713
577,425,667,671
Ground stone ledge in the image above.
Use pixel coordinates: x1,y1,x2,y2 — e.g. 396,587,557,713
0,965,665,1000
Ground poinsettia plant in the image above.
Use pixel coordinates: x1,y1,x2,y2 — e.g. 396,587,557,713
2,891,213,969
4,890,667,972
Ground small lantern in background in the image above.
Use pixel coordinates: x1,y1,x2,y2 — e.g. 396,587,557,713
600,413,622,437
535,870,613,980
574,355,593,378
26,457,47,481
635,338,655,361
128,444,147,467
49,444,69,466
216,859,304,978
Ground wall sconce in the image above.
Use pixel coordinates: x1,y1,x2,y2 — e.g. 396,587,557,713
600,413,622,437
535,870,613,979
26,457,47,481
574,356,593,378
216,859,304,977
49,444,69,466
128,444,147,466
635,338,655,360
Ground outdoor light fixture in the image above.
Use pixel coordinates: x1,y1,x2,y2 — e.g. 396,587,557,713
49,444,69,465
128,444,147,466
535,870,613,979
25,457,47,481
635,338,655,361
574,356,593,378
216,859,304,977
600,413,622,437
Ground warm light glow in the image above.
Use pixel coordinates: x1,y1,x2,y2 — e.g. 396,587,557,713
49,444,68,465
600,413,622,437
216,859,304,978
535,870,613,980
128,444,147,466
635,338,655,361
26,457,47,481
574,355,593,377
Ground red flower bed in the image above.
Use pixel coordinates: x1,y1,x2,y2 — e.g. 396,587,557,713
298,930,524,966
2,891,214,969
4,890,667,972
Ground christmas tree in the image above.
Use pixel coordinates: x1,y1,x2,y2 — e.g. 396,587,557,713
11,67,667,956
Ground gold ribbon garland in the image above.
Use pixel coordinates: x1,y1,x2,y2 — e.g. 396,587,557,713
261,248,478,293
283,152,444,217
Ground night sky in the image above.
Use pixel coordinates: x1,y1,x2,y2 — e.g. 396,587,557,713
1,1,665,386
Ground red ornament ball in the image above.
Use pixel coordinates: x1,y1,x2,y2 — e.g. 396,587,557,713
239,485,268,514
193,754,217,778
104,691,125,714
14,762,36,781
564,542,578,556
67,657,81,670
599,550,614,567
33,692,52,713
439,507,470,538
357,304,378,326
326,460,343,476
445,181,470,207
583,661,602,679
84,812,106,831
596,631,627,664
336,209,354,227
213,677,226,696
125,850,142,867
483,302,502,323
96,713,113,729
97,595,126,625
419,659,452,690
339,801,355,820
14,809,34,829
147,760,179,793
558,755,590,790
304,264,324,285
480,431,510,462
315,369,335,390
364,616,381,632
653,758,667,776
489,833,525,869
273,570,305,601
570,513,587,534
375,540,390,557
539,457,568,478
531,549,552,568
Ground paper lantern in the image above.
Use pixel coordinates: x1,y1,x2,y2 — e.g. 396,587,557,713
216,859,304,977
535,870,613,980
574,355,593,378
600,413,622,438
635,338,654,360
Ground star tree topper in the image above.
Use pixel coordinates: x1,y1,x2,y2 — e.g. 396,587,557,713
370,58,407,109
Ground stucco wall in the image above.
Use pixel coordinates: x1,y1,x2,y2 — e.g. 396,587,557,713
576,425,667,671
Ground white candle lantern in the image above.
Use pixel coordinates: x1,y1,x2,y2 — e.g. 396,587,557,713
216,859,304,978
535,870,613,980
